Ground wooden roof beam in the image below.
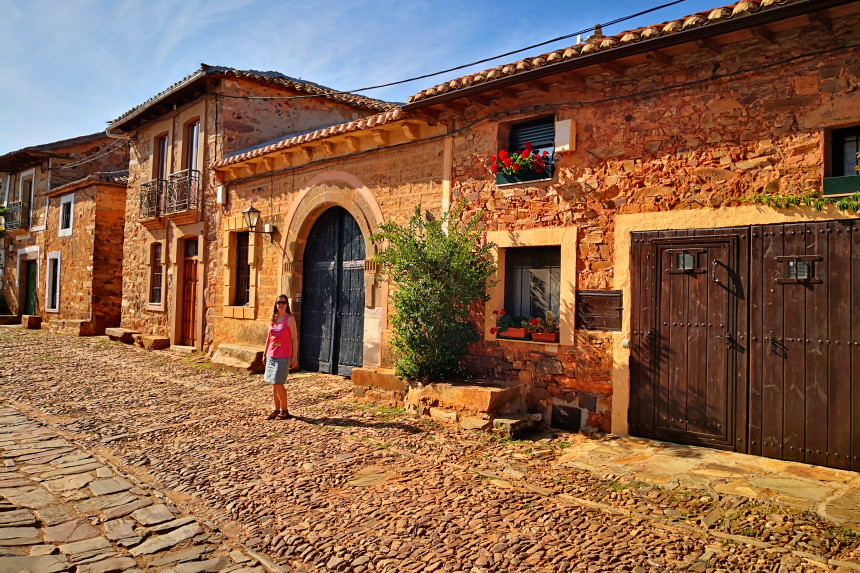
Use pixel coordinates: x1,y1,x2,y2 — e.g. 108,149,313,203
696,38,723,57
402,122,420,141
750,25,775,45
648,50,672,66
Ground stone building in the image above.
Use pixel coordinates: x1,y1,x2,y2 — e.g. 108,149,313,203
0,133,130,334
107,65,394,350
210,0,860,472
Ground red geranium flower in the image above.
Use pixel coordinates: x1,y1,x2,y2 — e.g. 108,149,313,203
498,150,509,160
491,164,499,173
492,310,499,315
522,148,530,158
503,158,512,167
490,327,497,334
542,150,549,156
500,310,506,315
511,163,520,171
525,141,533,150
531,318,539,326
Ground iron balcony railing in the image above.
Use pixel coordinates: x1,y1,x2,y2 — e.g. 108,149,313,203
166,169,200,214
139,179,165,219
4,201,30,230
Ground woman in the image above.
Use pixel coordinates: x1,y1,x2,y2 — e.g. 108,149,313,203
263,294,299,420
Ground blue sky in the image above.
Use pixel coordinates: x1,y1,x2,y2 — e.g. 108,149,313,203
0,0,723,154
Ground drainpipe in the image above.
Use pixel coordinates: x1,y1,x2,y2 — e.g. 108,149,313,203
441,135,453,233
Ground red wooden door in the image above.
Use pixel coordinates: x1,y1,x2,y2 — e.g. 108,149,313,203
181,239,199,347
630,229,748,451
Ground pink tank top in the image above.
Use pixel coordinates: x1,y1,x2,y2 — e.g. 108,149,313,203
266,317,293,359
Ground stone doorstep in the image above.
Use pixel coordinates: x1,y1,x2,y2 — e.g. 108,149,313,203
210,343,264,374
0,315,19,326
141,335,170,351
45,320,91,337
352,368,408,392
104,328,140,344
21,315,42,329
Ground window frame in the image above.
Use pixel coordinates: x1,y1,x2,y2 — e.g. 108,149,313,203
147,241,166,309
45,251,61,313
503,246,562,320
58,193,74,237
154,134,170,181
184,120,201,172
824,125,860,196
233,231,251,307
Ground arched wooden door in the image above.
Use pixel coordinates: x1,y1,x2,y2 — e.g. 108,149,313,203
299,207,365,376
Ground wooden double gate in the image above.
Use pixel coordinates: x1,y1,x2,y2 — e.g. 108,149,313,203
630,220,860,471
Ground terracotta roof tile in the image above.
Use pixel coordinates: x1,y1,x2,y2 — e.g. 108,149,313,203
211,109,405,170
108,64,395,128
406,0,802,105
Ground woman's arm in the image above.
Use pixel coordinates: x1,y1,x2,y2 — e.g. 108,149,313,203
288,315,299,369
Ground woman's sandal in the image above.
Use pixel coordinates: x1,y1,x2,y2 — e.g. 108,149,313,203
277,411,292,420
267,410,280,420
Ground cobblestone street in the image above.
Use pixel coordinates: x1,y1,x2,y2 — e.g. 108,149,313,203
0,327,858,572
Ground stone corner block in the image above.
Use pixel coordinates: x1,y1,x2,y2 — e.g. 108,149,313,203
105,328,140,344
351,368,408,392
210,343,265,374
22,315,42,329
141,335,170,351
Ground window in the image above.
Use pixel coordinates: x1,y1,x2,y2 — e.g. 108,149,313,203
58,194,74,237
508,116,555,155
825,126,860,195
149,243,163,304
154,134,169,181
185,120,200,171
504,247,561,319
234,231,250,306
46,252,60,312
833,126,860,177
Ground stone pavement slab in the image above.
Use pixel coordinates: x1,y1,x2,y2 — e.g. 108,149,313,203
0,403,280,573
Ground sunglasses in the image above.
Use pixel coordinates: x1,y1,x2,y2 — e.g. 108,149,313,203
276,300,288,305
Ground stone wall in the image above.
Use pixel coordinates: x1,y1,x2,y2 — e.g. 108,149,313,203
1,136,129,321
91,185,127,331
449,13,860,432
211,137,445,356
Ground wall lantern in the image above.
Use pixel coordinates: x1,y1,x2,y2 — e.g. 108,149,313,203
242,206,276,243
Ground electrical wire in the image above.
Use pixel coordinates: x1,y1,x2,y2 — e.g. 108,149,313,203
218,0,691,102
54,140,130,170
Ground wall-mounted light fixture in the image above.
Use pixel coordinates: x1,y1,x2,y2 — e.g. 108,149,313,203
242,206,277,244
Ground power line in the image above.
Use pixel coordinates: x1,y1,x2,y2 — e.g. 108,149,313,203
219,0,690,102
54,140,130,170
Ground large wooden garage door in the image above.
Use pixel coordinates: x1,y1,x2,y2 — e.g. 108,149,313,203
748,220,860,471
632,221,860,470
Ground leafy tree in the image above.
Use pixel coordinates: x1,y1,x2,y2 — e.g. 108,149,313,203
372,203,496,381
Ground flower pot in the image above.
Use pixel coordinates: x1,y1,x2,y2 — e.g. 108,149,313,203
495,163,554,185
498,327,528,339
531,331,559,343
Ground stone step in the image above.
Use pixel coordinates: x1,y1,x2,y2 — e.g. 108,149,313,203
105,328,140,344
140,335,170,351
0,315,19,326
493,413,543,439
45,320,92,337
21,315,42,330
211,343,264,374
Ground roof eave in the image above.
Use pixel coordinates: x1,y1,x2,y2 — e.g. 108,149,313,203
403,0,848,111
107,70,208,133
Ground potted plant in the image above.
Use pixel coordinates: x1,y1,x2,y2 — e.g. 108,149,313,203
491,310,530,339
489,142,553,185
528,311,560,343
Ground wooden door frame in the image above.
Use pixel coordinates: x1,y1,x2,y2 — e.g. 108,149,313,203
169,226,205,350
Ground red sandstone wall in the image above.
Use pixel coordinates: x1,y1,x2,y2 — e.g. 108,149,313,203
450,12,860,431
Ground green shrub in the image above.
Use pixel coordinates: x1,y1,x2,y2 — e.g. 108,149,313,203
372,203,496,380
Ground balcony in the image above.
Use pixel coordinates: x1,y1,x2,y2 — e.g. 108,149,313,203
139,179,165,223
166,169,200,222
4,201,30,232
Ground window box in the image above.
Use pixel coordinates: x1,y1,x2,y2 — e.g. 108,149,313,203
495,163,554,185
498,327,528,339
823,174,860,196
530,331,559,343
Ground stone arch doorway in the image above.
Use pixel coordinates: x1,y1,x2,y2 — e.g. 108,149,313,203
299,207,365,375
